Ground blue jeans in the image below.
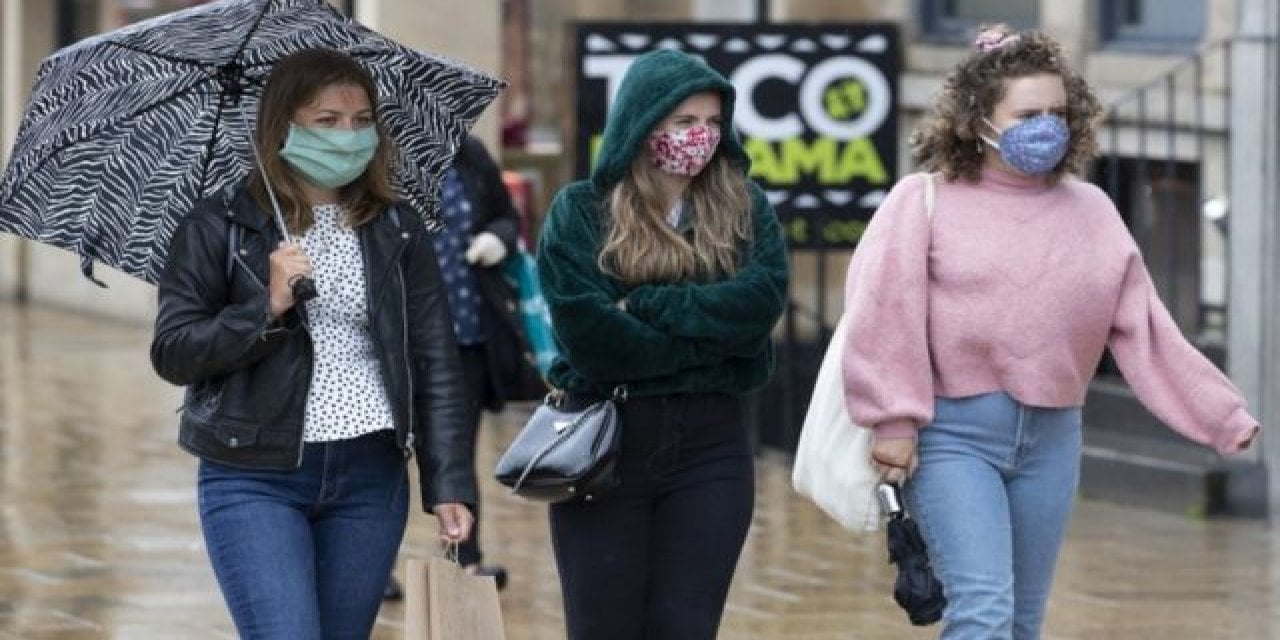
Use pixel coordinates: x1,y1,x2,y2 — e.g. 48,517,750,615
906,392,1082,640
198,430,409,640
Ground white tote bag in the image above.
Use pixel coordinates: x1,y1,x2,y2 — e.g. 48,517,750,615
791,173,936,533
790,312,882,532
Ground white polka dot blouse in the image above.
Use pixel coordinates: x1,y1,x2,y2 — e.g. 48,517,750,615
298,204,395,442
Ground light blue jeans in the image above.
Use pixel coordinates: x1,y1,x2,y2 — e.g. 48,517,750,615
905,392,1082,640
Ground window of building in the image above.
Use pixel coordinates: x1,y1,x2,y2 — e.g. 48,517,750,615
919,0,1039,40
59,0,356,47
1100,0,1206,50
58,0,214,45
58,0,100,46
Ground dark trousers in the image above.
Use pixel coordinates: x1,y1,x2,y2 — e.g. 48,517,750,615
458,344,487,566
549,393,754,640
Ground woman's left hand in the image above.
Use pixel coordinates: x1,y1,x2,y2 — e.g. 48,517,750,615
433,502,474,543
465,231,508,266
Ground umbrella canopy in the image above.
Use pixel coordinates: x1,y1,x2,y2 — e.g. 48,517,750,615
878,482,946,626
0,0,503,284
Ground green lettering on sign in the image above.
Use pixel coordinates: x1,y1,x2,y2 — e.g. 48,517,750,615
838,137,888,185
746,137,888,186
783,217,810,244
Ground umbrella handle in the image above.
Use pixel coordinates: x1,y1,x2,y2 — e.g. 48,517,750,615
289,275,319,304
877,482,905,517
238,109,319,306
237,109,300,244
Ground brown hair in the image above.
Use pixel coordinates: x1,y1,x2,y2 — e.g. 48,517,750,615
598,152,752,285
248,48,395,232
910,24,1103,183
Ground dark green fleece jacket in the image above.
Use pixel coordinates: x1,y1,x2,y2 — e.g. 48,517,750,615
536,49,789,398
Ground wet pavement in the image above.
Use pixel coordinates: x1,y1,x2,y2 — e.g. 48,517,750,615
0,301,1276,639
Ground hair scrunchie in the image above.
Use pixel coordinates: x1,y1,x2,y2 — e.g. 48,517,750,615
974,28,1020,53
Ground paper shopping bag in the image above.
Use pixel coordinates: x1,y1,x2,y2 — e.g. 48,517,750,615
404,555,506,640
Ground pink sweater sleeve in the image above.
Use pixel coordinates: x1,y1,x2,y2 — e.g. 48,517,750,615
841,174,934,439
1108,251,1259,455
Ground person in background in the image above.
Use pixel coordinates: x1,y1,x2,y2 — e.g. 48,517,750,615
841,25,1260,639
384,135,520,600
536,48,789,639
150,48,475,638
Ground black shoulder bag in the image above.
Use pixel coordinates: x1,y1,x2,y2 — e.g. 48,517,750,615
493,386,626,503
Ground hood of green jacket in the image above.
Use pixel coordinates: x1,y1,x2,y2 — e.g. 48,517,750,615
589,48,750,191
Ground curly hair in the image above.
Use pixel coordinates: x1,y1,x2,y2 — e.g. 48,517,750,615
910,25,1102,183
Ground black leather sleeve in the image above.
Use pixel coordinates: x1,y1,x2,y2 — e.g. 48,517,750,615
150,205,291,387
402,215,478,511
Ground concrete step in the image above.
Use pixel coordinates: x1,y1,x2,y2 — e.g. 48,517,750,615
1080,380,1266,518
1081,428,1224,516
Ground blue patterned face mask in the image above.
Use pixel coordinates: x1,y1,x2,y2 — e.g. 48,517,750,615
982,114,1070,176
279,123,379,189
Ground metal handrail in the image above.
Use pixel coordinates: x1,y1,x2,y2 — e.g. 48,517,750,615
1096,35,1249,348
1105,39,1233,111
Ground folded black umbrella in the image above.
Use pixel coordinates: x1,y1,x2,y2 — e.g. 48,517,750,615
878,482,946,626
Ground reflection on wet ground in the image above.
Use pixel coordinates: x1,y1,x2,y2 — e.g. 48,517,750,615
0,302,1275,639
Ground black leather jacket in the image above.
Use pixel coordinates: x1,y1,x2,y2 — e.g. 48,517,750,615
150,186,477,511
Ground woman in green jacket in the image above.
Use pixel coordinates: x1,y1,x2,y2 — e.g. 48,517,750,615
536,48,789,639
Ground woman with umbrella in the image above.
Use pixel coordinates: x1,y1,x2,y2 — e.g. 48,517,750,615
841,25,1260,639
150,48,475,637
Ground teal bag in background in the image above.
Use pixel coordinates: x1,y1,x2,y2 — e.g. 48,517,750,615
503,245,559,378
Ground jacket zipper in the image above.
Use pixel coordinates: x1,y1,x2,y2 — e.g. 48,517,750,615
294,238,313,470
295,334,313,469
233,223,309,470
363,225,412,455
398,262,415,457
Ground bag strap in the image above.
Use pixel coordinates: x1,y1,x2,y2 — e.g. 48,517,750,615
923,172,937,221
547,385,628,408
511,400,610,493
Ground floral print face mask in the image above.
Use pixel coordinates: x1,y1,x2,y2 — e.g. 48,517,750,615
981,114,1070,176
647,124,721,177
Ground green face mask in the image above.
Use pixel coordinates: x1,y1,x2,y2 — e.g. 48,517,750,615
279,123,379,189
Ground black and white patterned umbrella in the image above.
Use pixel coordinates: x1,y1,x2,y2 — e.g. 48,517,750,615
0,0,503,284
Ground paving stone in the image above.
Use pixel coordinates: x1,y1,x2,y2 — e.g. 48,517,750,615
0,303,1273,639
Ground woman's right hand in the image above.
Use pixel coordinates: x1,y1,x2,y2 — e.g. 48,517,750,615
872,436,919,485
268,241,311,319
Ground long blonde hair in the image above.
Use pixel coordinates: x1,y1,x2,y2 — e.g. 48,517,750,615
599,154,752,285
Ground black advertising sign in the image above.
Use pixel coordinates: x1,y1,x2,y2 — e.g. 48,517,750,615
574,23,900,248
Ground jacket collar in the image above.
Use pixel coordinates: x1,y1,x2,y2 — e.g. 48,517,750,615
225,184,271,234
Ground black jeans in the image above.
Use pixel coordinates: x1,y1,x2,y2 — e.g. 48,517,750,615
549,393,754,640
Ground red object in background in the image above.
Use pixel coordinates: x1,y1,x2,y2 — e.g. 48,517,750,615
502,116,529,149
503,170,534,248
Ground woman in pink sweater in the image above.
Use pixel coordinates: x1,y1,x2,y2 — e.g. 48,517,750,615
842,25,1260,639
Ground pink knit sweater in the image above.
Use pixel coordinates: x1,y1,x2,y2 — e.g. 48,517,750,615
841,167,1258,456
